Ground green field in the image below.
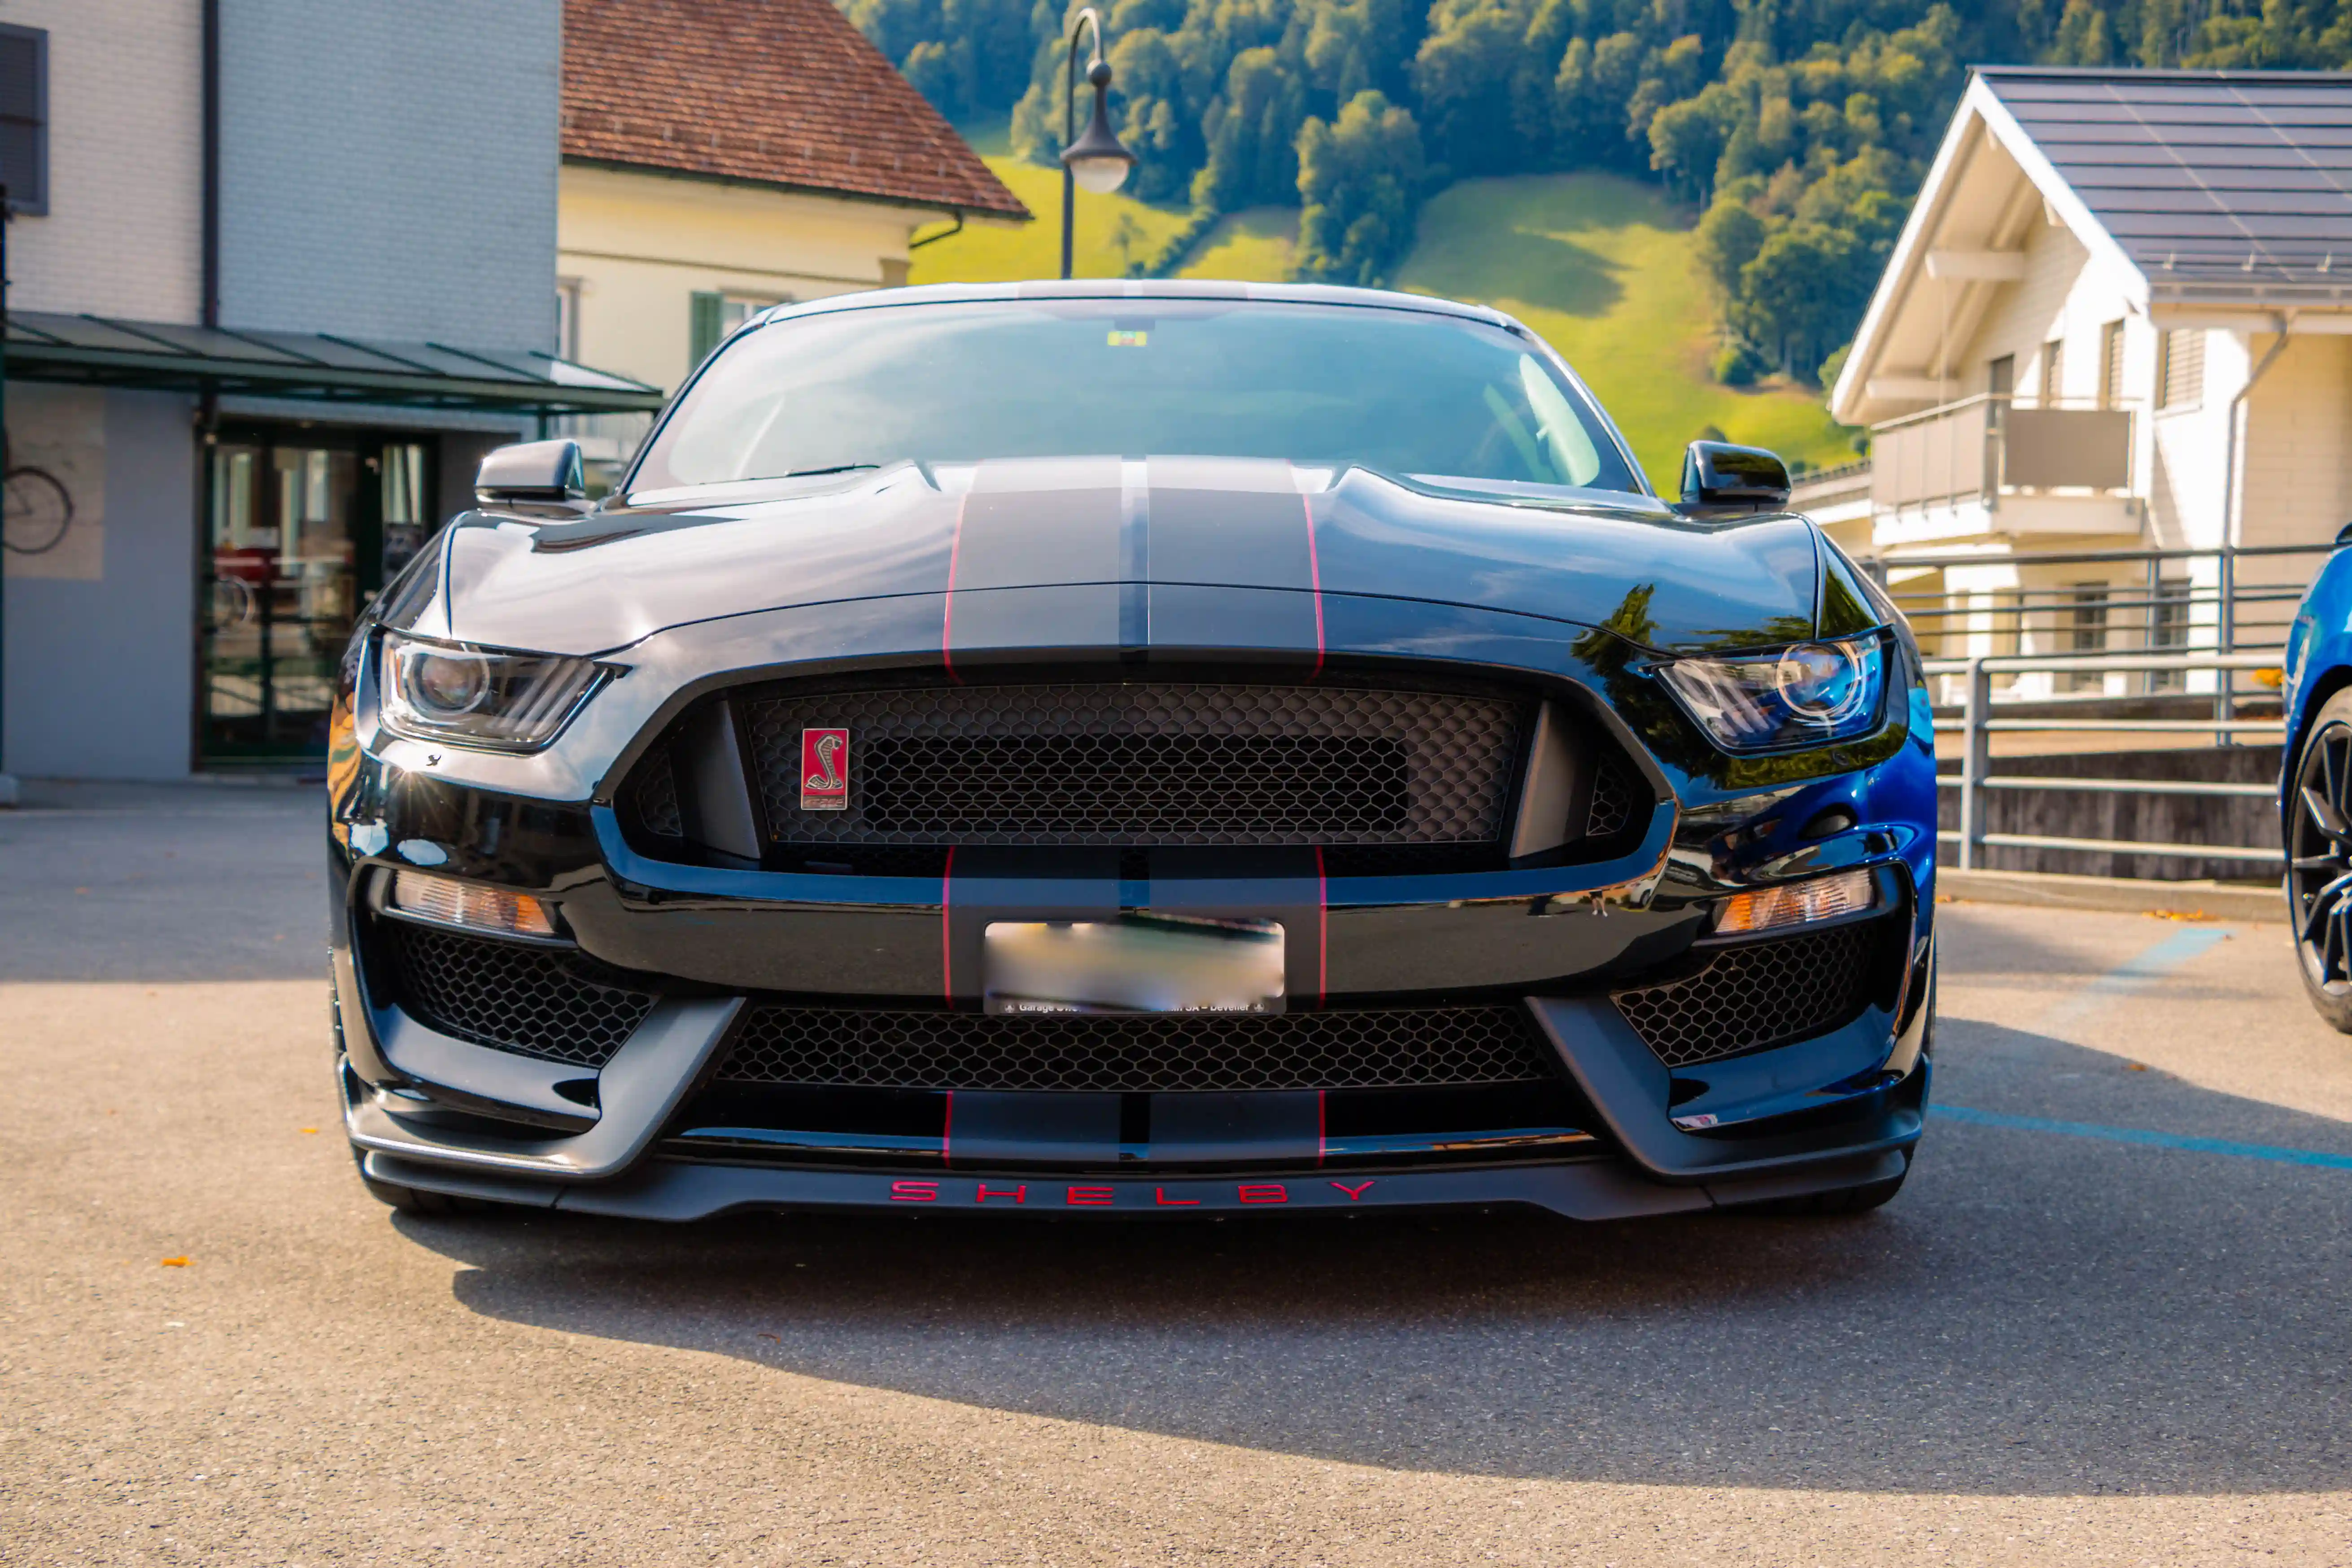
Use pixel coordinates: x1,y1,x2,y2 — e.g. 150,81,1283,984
909,144,1854,488
906,124,1192,285
1392,174,1855,487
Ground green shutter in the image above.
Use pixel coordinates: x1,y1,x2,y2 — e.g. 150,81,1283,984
689,291,725,370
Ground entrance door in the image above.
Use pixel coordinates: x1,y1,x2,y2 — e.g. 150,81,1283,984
202,430,435,764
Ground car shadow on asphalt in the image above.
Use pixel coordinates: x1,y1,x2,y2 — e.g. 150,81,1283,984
406,1019,2350,1497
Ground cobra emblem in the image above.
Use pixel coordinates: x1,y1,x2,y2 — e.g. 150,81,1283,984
804,731,845,791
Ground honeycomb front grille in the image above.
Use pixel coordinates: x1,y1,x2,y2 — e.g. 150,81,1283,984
741,681,1527,848
381,922,658,1069
717,1004,1556,1092
1585,754,1636,839
1612,922,1879,1068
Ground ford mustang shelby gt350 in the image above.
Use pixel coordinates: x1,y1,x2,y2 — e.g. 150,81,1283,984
330,282,1937,1221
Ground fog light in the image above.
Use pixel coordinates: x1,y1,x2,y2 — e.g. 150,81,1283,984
1714,868,1875,935
389,870,556,938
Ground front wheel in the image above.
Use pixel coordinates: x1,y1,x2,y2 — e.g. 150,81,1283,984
2287,690,2352,1033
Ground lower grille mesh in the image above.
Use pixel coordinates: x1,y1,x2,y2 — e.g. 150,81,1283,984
383,922,657,1069
718,1005,1556,1092
1612,922,1879,1068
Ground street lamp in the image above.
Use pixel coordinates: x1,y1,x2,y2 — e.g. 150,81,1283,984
1057,6,1137,280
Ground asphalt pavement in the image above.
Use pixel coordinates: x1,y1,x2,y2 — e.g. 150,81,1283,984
3,780,2348,1565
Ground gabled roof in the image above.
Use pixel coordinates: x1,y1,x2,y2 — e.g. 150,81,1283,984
560,0,1029,222
1981,67,2352,298
1831,66,2352,424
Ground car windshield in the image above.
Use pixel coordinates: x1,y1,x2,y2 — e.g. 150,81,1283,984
630,298,1643,496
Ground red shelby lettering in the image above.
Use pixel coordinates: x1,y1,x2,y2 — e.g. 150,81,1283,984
1066,1186,1114,1206
1237,1184,1290,1205
976,1184,1028,1204
1329,1180,1376,1201
1154,1188,1200,1206
889,1179,938,1202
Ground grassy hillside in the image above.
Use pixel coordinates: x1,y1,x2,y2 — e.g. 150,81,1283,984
1180,207,1296,282
908,140,1854,488
905,127,1191,286
1393,173,1855,488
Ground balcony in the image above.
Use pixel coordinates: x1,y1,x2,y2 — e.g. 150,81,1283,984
1869,395,2140,542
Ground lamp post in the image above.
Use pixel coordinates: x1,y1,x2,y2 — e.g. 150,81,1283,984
1057,6,1137,280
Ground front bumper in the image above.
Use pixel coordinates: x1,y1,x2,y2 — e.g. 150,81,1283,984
334,846,1934,1221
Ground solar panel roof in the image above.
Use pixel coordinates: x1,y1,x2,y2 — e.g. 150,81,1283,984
1981,67,2352,300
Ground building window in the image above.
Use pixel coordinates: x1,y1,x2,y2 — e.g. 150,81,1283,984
0,23,48,215
556,277,583,361
2040,337,2064,404
2067,583,2109,692
2099,320,2125,408
2158,328,2204,411
689,291,790,370
2150,576,2191,690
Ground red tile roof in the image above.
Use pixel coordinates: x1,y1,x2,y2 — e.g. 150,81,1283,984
562,0,1030,221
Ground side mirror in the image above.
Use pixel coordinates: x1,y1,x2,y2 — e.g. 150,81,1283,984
476,439,585,507
1676,440,1790,518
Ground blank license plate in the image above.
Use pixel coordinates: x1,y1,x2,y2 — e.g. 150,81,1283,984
984,915,1285,1015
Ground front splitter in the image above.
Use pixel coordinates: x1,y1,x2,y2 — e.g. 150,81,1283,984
362,1148,1907,1222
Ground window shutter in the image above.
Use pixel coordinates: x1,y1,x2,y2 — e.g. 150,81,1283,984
0,25,47,214
2159,329,2204,410
2100,320,2125,408
689,291,726,370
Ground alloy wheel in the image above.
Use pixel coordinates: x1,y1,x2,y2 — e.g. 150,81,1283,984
2291,719,2352,992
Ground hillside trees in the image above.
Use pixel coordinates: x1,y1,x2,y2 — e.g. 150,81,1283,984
845,0,2352,373
1294,89,1429,283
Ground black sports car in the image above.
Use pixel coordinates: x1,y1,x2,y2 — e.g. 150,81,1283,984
330,282,1937,1221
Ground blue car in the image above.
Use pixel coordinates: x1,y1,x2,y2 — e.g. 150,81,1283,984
2283,542,2352,1027
327,282,1939,1222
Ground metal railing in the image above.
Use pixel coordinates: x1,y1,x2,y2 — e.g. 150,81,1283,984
1861,541,2328,664
1857,540,2330,749
1924,649,2285,872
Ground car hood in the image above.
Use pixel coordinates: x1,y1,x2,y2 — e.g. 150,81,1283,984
411,457,1841,660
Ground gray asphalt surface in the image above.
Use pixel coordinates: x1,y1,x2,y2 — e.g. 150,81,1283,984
3,780,2348,1565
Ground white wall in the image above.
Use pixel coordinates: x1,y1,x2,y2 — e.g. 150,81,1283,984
218,0,559,350
0,0,202,320
559,163,925,392
2,390,196,778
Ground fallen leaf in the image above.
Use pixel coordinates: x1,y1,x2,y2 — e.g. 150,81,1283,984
72,887,89,895
160,1257,192,1267
2126,1063,2149,1072
299,1127,319,1135
758,1332,781,1342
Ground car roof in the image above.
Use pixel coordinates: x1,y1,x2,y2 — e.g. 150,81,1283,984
755,279,1518,332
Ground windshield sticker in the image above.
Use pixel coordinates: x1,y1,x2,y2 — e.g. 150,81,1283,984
1106,329,1148,347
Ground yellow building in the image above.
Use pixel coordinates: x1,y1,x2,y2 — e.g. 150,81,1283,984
555,0,1028,476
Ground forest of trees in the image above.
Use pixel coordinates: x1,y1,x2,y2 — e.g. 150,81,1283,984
838,0,2352,384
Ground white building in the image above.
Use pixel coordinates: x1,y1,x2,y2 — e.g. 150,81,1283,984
1815,66,2352,693
0,1,660,782
554,0,1026,483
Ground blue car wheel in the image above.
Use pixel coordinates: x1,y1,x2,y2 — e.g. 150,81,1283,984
2289,688,2352,1032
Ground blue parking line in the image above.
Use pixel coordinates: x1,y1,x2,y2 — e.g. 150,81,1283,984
2037,924,2237,1031
1931,1104,2352,1171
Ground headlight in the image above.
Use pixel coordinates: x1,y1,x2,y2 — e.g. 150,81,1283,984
1656,637,1886,752
378,632,606,752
